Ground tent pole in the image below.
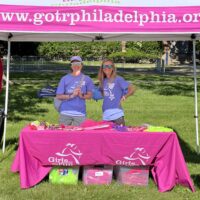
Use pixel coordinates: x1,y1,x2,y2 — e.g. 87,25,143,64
2,36,11,153
192,37,199,153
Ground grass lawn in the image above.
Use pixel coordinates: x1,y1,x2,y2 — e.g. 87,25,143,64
0,71,200,200
48,60,155,68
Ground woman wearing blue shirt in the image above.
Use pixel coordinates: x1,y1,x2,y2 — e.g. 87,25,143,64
56,56,94,126
98,59,135,126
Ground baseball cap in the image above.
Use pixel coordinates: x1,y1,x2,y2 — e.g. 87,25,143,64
70,56,82,63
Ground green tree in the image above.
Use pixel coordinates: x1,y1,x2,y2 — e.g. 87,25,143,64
37,41,121,61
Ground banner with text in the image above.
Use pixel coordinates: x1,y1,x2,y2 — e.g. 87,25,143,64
0,4,200,32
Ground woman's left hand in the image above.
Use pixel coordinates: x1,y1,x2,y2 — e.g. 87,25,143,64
120,96,126,103
78,93,85,99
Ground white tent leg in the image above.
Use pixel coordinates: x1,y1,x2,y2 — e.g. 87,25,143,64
192,39,199,153
2,38,11,153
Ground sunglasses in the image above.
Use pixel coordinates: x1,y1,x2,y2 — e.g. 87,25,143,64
71,62,82,67
102,64,113,69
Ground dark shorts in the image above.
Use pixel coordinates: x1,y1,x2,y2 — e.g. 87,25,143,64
59,114,86,126
111,116,125,126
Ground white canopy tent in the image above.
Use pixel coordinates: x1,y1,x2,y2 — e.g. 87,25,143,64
0,0,199,153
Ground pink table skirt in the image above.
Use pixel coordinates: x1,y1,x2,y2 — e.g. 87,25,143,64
11,126,195,192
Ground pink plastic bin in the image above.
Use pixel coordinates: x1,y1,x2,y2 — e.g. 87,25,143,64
83,165,113,185
115,166,149,186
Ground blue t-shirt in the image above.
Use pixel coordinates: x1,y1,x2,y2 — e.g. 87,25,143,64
102,76,129,120
56,73,94,116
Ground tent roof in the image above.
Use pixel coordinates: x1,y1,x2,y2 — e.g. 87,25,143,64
1,2,200,41
0,32,199,42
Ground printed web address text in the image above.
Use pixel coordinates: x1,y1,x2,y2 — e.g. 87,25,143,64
0,9,200,26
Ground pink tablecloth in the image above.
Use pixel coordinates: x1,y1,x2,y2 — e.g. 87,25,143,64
11,126,195,192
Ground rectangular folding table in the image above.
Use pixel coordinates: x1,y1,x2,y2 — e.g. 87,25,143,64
11,126,195,192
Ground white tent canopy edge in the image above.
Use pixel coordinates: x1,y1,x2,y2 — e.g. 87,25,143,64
0,32,200,42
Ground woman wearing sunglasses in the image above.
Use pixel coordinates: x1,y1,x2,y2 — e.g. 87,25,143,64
98,59,135,126
56,56,94,126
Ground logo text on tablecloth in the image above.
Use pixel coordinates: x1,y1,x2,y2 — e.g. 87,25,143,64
116,147,150,166
48,143,82,166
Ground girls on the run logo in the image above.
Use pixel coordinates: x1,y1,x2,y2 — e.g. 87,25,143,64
48,143,82,166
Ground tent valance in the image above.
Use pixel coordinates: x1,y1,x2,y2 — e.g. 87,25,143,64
0,1,200,41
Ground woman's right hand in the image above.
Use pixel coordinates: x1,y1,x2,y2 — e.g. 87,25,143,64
71,88,81,98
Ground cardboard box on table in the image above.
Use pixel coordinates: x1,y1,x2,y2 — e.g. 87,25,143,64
83,165,113,185
49,166,79,185
115,166,149,186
